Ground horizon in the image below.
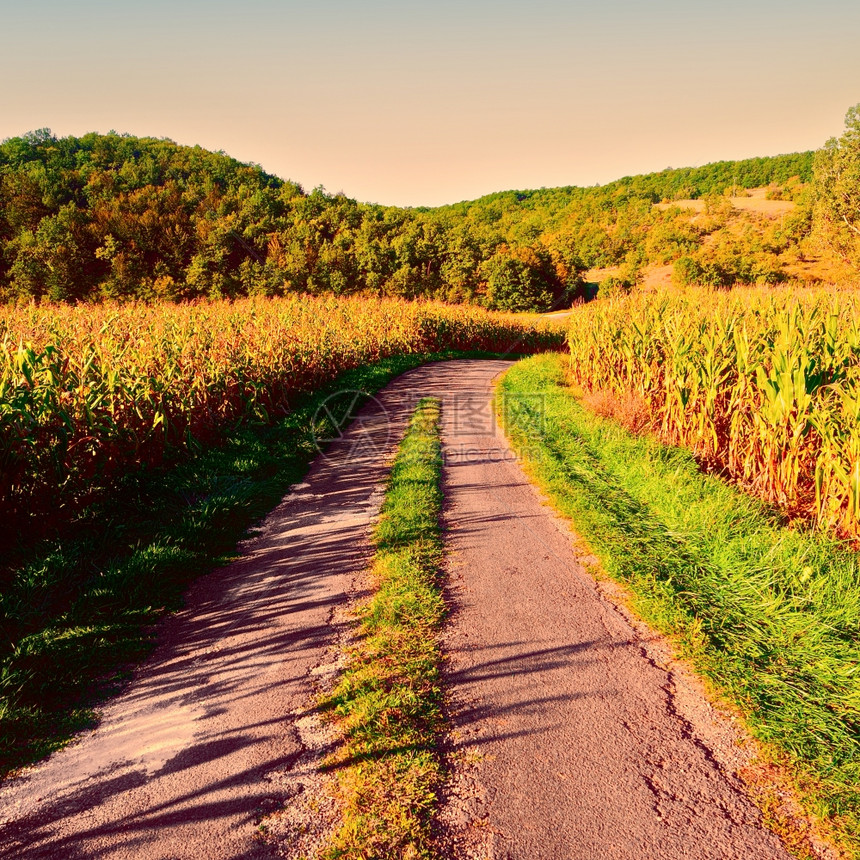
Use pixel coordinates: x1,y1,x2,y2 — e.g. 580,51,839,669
2,0,858,207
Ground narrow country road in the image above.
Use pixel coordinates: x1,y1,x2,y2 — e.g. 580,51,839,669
0,361,790,860
434,362,790,859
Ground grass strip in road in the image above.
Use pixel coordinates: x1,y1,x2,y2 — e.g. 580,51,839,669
319,397,445,860
498,353,860,859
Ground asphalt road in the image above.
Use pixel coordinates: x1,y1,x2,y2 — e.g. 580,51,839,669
0,361,790,860
434,361,789,860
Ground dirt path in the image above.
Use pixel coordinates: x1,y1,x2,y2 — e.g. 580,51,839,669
0,361,791,859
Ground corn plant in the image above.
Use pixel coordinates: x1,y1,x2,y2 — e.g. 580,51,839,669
1,295,563,541
567,287,860,536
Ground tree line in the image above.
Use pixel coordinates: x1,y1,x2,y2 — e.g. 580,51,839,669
0,124,842,311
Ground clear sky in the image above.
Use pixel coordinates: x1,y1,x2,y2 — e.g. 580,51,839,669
2,0,859,206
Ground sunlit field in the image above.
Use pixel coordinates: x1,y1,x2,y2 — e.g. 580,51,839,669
567,287,860,538
0,295,562,540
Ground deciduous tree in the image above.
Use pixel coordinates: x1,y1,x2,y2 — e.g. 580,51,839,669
813,104,860,270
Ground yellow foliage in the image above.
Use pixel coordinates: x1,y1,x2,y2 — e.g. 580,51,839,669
0,295,562,526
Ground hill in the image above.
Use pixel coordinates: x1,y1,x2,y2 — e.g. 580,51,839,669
0,131,836,310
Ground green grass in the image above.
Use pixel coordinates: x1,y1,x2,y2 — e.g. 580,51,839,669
498,353,860,858
319,397,445,860
0,353,477,779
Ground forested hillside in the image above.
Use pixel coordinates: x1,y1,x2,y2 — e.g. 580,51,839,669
0,130,818,310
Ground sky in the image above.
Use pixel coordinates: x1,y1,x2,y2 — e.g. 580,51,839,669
2,0,859,207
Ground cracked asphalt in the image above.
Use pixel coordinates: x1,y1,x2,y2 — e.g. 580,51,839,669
434,362,791,860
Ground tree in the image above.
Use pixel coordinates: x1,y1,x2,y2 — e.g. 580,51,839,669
813,104,860,270
481,244,566,312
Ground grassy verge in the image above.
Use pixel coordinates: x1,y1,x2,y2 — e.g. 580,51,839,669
498,353,860,859
0,353,470,779
319,397,445,860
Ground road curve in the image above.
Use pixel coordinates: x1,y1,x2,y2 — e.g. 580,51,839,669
0,360,790,860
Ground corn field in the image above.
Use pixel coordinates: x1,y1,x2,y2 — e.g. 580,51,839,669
567,287,860,537
1,295,562,535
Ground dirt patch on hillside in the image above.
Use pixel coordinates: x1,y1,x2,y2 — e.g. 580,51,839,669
655,189,796,217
